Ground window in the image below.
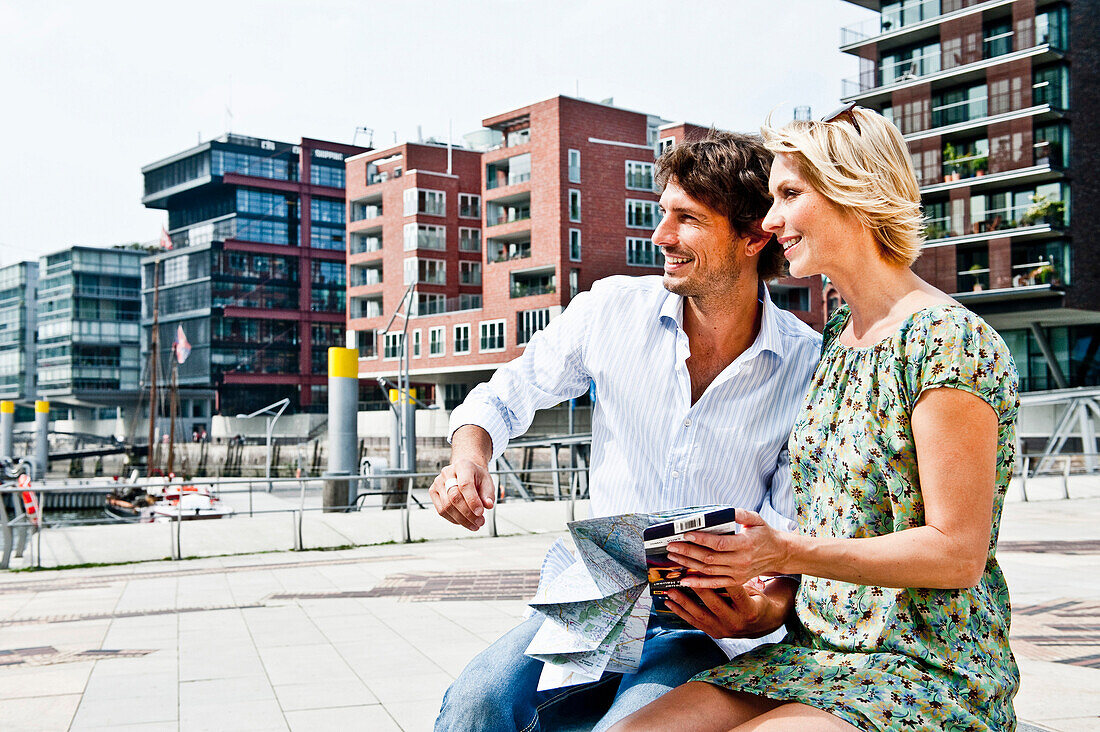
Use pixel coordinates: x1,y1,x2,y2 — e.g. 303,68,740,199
479,320,506,352
626,200,659,229
570,269,579,299
569,190,581,222
459,227,481,252
414,294,446,316
454,324,471,354
569,229,582,262
310,165,345,188
658,137,675,155
403,257,446,285
310,198,345,224
770,287,810,311
403,223,446,251
517,308,552,345
458,293,481,310
429,326,445,356
459,194,481,218
625,161,654,191
568,149,581,183
403,188,445,216
627,237,665,266
460,261,481,285
412,329,421,358
383,332,404,360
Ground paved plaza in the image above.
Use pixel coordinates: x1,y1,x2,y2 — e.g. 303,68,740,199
0,493,1097,731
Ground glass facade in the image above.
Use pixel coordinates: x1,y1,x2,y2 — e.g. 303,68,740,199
37,248,142,396
144,137,355,415
0,263,36,400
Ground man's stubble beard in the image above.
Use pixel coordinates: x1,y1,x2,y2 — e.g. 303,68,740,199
662,251,748,302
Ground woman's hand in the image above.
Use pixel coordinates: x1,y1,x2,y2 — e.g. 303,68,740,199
664,577,797,639
666,509,792,589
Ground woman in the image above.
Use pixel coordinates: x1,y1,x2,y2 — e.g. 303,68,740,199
611,106,1020,731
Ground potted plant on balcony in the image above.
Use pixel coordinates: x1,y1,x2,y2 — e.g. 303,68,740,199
1020,194,1066,227
970,154,988,177
924,222,948,241
967,263,985,291
1033,264,1055,285
942,143,960,181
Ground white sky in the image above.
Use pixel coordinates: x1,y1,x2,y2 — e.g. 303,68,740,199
0,0,874,264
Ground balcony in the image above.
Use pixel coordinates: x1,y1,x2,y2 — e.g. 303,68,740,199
841,15,1067,103
348,233,383,256
954,247,1068,296
487,236,531,264
350,201,383,222
486,191,532,228
486,153,531,191
840,0,1002,48
511,268,556,299
349,264,383,288
169,215,237,249
349,295,383,320
409,294,482,317
924,197,1066,245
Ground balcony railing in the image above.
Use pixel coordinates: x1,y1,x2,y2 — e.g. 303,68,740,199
840,0,974,45
488,242,531,263
349,270,382,288
169,215,237,249
349,235,383,255
350,203,383,222
511,281,555,298
924,201,1065,241
842,20,1066,97
486,208,531,227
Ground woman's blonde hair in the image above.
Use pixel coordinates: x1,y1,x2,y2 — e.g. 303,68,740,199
761,107,924,266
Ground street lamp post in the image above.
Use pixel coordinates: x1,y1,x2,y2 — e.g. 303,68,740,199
236,398,291,514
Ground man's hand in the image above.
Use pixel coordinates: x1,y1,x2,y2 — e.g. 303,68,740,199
429,458,495,531
663,577,797,639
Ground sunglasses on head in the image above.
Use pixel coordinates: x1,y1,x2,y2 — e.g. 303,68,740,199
820,101,861,134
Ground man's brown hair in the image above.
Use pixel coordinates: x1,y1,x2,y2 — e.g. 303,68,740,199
655,130,785,281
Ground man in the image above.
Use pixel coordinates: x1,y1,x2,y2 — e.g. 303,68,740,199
431,131,821,731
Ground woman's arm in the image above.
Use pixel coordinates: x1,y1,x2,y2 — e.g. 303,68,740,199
670,387,998,590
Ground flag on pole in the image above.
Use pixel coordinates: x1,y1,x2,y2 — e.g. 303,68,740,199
174,325,191,364
159,225,173,250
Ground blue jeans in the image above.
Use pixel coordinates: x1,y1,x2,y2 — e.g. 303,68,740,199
435,613,728,732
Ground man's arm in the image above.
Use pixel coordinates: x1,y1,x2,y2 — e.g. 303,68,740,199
431,287,600,531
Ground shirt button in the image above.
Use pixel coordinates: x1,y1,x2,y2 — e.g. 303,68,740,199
683,418,692,427
671,470,680,479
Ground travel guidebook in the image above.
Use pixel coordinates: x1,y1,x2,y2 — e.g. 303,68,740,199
524,506,739,690
644,507,739,628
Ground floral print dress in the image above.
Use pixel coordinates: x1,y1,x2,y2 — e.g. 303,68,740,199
694,304,1020,731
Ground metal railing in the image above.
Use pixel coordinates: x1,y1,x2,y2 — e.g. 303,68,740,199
1017,452,1100,502
0,461,591,569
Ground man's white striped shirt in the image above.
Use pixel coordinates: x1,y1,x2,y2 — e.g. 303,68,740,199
450,275,822,530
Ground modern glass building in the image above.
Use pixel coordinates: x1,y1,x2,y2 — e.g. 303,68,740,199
34,246,143,430
839,0,1098,392
141,134,368,428
0,262,38,419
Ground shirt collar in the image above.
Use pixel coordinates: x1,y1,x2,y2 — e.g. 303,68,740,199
657,281,787,361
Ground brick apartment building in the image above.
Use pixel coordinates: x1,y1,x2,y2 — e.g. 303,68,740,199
141,134,369,434
838,0,1099,391
347,96,824,409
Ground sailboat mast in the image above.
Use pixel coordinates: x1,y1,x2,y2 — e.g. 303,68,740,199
147,259,160,476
